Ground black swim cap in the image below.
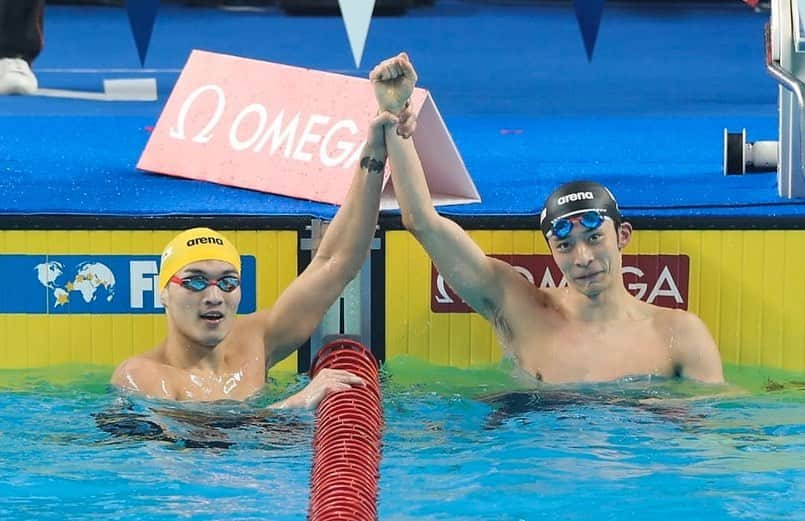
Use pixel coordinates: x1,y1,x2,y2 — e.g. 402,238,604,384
539,181,622,237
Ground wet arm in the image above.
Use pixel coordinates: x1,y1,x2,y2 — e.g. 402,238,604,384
384,127,507,320
260,141,386,366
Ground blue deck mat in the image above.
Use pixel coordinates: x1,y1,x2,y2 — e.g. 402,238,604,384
0,1,799,221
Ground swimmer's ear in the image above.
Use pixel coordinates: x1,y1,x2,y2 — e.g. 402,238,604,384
617,221,633,250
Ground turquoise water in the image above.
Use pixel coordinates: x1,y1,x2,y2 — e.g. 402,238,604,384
0,362,803,521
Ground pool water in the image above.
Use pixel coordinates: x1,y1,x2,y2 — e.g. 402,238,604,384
0,360,802,521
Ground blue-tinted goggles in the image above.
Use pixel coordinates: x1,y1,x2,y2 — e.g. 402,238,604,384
548,210,606,240
170,275,241,292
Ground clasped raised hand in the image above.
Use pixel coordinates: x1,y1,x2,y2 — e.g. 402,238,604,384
370,52,418,115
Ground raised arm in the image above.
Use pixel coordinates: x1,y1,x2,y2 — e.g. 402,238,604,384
374,53,509,320
257,111,396,366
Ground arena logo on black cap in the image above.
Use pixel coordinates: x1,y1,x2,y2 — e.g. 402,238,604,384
556,191,595,206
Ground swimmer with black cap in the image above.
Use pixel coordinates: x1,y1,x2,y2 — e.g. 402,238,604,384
538,181,627,296
539,181,621,241
375,52,723,385
110,57,418,405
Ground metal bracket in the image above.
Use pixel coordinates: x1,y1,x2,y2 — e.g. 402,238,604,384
301,219,381,361
765,20,805,197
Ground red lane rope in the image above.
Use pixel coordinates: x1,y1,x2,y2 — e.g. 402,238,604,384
308,339,383,521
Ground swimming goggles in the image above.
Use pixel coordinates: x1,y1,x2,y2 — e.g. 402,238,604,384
169,275,241,292
548,210,607,240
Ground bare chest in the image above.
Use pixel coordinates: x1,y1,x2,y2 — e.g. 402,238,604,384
174,366,265,401
510,320,676,383
167,347,267,401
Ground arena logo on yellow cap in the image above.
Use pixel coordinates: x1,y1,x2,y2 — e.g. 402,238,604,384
158,228,241,289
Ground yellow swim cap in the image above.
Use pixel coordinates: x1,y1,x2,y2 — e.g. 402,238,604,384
158,228,241,289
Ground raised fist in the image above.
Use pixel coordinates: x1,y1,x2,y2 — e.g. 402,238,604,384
370,52,418,114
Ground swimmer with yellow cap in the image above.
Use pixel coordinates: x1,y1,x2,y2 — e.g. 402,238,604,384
157,227,242,290
110,53,416,406
155,228,244,354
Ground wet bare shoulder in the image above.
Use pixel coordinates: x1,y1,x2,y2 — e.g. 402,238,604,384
494,258,556,309
493,260,561,339
640,302,680,335
664,307,717,344
651,306,700,333
233,309,268,330
219,311,273,362
111,355,174,399
659,307,723,383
